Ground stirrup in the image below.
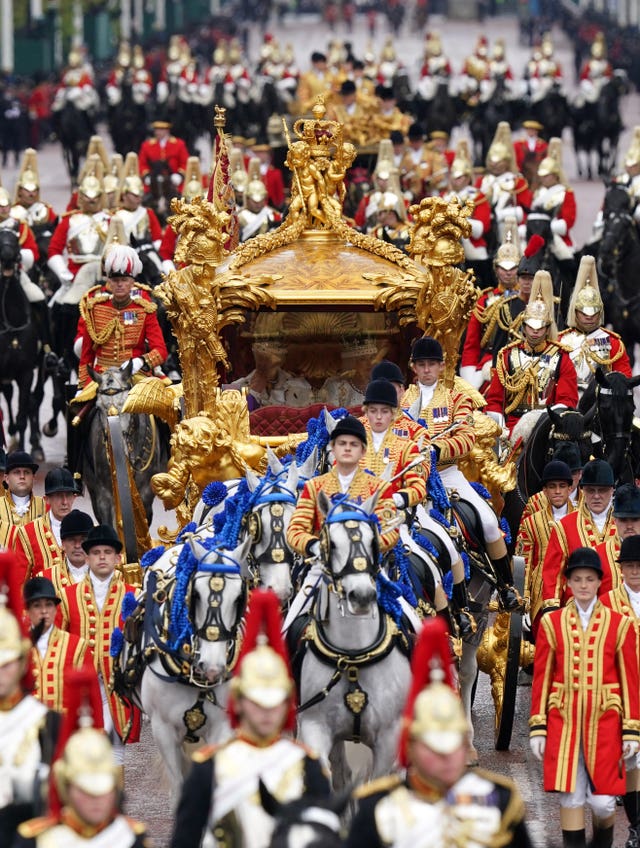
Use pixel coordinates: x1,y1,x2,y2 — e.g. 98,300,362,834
456,608,477,639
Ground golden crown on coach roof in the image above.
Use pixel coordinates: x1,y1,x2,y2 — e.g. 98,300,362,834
292,97,344,158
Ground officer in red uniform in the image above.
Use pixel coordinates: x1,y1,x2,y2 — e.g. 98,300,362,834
485,270,578,434
138,120,189,192
75,244,167,389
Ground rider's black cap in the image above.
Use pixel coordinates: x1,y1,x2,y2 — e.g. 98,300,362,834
564,547,603,576
541,460,573,485
580,459,614,488
613,484,640,518
23,577,61,606
60,509,94,540
618,535,640,563
371,360,405,385
44,467,78,495
411,337,443,362
330,415,367,447
5,450,39,473
363,379,398,408
82,524,123,554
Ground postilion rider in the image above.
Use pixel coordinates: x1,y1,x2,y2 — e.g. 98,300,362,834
402,337,521,612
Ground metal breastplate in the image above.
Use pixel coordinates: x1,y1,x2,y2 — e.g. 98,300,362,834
507,345,561,413
68,214,105,257
27,202,51,226
117,208,150,240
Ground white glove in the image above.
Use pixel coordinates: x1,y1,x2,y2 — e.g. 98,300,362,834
481,360,492,383
529,736,546,761
469,218,483,240
47,254,73,282
486,410,505,429
393,492,406,508
73,336,83,359
307,540,321,559
495,205,516,222
20,248,33,271
170,173,182,187
459,365,483,391
550,218,567,236
623,741,639,760
161,259,176,274
121,357,144,374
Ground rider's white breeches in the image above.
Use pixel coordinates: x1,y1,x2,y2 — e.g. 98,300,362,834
283,561,323,632
438,465,502,544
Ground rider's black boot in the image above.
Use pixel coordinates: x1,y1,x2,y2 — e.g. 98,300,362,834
490,553,522,612
30,300,55,354
562,831,586,848
451,581,476,639
624,792,640,848
589,824,614,848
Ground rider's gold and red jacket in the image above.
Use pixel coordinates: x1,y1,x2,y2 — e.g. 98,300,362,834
29,625,97,715
60,571,141,742
530,600,640,795
401,381,476,468
0,490,47,548
76,284,167,387
359,420,428,508
517,499,577,626
9,513,65,585
287,468,399,555
138,136,189,187
541,502,617,610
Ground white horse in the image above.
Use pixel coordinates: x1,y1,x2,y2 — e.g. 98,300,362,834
295,493,412,788
116,534,252,790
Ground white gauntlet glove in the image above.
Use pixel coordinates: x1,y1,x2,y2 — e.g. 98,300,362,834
393,492,406,508
623,741,639,760
121,357,144,374
529,736,546,761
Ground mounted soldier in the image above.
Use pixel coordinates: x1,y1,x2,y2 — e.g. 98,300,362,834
558,254,631,398
11,148,58,288
138,120,189,195
579,31,613,103
113,151,163,283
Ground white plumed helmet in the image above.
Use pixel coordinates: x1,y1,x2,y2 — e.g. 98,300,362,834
103,244,142,278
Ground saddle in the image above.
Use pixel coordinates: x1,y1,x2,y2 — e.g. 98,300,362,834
448,496,486,550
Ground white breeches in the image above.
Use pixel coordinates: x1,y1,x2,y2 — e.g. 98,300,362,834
559,748,616,817
438,465,502,544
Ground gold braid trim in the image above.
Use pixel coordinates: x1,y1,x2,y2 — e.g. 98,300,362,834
582,339,625,371
79,289,156,348
479,295,518,349
496,348,540,415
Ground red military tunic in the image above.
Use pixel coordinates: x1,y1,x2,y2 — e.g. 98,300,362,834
513,137,548,174
529,183,576,250
359,419,428,508
10,513,65,585
594,536,623,595
442,186,491,263
530,600,640,795
0,490,47,548
138,136,189,188
29,625,97,714
47,209,110,278
76,284,168,387
61,572,141,741
261,165,285,209
460,287,522,377
287,468,398,556
541,502,617,610
557,327,631,395
0,218,39,261
485,340,579,433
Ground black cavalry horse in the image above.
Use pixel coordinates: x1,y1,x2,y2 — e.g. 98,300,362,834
468,76,514,167
501,406,595,547
530,82,572,145
572,75,626,180
108,80,148,157
0,230,43,456
52,101,95,183
587,368,640,485
142,160,181,227
596,184,640,366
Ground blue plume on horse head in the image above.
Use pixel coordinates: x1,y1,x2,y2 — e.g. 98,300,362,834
110,627,124,658
121,591,138,620
295,407,349,464
202,481,227,508
140,545,165,569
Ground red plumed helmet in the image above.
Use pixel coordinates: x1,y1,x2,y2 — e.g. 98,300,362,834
228,590,295,732
398,617,467,767
518,233,546,276
524,233,545,257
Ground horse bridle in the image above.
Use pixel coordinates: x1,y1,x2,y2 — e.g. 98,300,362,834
320,501,381,592
243,483,297,573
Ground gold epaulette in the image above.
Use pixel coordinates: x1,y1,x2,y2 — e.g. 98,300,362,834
607,328,623,340
192,738,231,763
453,376,487,409
17,816,57,838
353,774,402,799
61,208,78,218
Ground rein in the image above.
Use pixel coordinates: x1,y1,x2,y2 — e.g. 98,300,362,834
0,273,30,335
